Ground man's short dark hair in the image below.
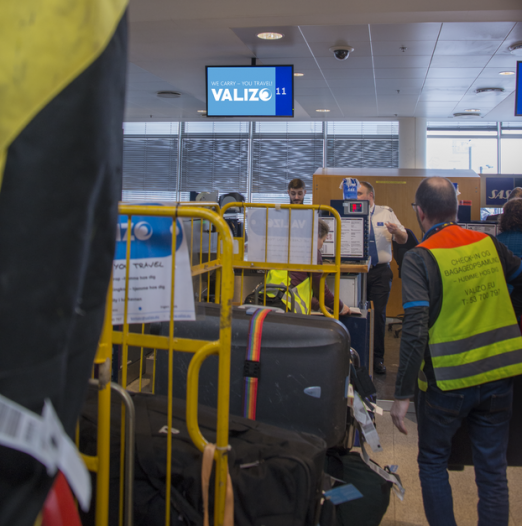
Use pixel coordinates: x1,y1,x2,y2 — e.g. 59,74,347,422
500,198,522,233
415,177,458,223
288,178,305,191
360,181,375,198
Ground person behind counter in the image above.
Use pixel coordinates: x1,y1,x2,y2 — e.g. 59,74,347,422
487,187,522,222
290,219,351,315
287,178,307,205
497,197,522,259
357,181,407,374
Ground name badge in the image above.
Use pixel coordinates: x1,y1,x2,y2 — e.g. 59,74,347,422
377,222,384,226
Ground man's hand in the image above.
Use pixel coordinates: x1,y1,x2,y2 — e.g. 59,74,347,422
341,303,351,315
390,399,411,435
385,222,407,244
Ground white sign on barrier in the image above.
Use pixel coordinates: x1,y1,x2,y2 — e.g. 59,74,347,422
112,211,195,324
245,208,318,265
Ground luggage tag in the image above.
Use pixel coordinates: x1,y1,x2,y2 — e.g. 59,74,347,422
353,392,382,452
364,400,384,416
0,394,91,511
324,484,363,505
359,438,405,502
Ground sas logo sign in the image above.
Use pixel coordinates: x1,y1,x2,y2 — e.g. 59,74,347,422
211,88,272,102
485,178,515,206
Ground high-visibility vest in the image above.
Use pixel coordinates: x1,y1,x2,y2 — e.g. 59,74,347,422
419,224,522,391
265,269,311,314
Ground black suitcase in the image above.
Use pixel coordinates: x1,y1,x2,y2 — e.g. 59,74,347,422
155,303,351,447
79,390,329,526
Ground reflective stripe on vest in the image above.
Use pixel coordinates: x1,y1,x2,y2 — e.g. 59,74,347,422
419,225,522,391
265,269,311,315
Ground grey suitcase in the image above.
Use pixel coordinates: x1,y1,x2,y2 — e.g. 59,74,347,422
155,303,351,447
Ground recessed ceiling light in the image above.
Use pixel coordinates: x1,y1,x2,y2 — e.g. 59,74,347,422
157,91,181,98
294,73,304,77
499,71,515,75
508,42,522,56
316,109,330,112
475,87,504,94
453,112,481,118
197,110,207,113
464,109,480,112
257,32,284,40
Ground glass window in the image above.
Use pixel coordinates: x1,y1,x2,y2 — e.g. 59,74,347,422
500,139,522,174
427,138,498,173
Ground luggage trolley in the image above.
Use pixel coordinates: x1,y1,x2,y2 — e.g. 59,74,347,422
81,204,235,526
219,202,343,319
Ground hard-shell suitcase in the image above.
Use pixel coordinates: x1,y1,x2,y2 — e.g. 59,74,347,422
79,390,329,526
155,303,351,447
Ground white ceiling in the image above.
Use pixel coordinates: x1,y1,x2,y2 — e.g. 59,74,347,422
126,0,522,122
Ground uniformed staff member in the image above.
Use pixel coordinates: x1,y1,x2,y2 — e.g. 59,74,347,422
288,178,306,205
357,181,407,374
391,177,522,526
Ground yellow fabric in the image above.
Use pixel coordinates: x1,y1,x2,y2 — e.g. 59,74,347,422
427,235,522,390
0,0,128,188
265,269,311,314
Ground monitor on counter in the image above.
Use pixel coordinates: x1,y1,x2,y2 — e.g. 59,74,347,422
515,61,522,117
206,65,294,117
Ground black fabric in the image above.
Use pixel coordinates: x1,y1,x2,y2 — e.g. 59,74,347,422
350,365,376,399
0,12,127,526
392,228,419,278
367,263,393,361
79,391,328,526
324,450,391,526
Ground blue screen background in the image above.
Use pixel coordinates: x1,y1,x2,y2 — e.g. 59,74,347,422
207,66,293,117
516,62,522,117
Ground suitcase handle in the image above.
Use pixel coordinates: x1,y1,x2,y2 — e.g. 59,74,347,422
252,283,296,312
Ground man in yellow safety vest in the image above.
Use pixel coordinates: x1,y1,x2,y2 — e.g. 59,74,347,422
391,176,522,526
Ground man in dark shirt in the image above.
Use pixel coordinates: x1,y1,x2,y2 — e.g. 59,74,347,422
391,177,522,526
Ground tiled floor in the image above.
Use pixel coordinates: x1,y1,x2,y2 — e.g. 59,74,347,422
364,410,522,526
368,321,522,525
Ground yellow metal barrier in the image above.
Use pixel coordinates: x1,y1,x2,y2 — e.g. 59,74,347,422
221,202,343,319
115,204,234,526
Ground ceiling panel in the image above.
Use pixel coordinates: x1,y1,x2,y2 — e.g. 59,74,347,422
477,67,518,78
300,25,370,43
308,41,372,58
375,78,425,89
434,41,503,56
315,56,373,69
369,23,442,41
430,55,491,68
326,78,376,88
373,55,431,68
438,22,516,41
419,90,467,102
321,68,375,80
487,55,521,68
426,68,482,79
423,78,474,89
371,41,437,56
374,68,428,79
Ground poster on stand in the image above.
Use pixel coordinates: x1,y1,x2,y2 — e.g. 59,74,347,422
112,209,195,324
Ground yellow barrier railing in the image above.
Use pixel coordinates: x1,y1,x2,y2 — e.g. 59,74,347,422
115,204,234,526
221,202,342,319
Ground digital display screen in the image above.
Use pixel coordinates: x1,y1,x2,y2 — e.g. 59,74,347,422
515,61,522,117
206,65,294,117
350,203,363,213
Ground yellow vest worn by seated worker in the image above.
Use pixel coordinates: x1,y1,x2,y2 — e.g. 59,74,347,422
418,224,522,391
265,269,311,315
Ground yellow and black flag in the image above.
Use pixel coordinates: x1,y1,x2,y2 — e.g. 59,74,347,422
0,2,127,525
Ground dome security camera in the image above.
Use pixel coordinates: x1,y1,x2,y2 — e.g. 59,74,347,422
329,45,354,61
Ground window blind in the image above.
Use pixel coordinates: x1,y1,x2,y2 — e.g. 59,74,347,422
326,121,398,168
251,121,324,195
180,121,249,194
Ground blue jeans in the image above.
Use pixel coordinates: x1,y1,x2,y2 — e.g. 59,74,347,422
417,378,513,526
